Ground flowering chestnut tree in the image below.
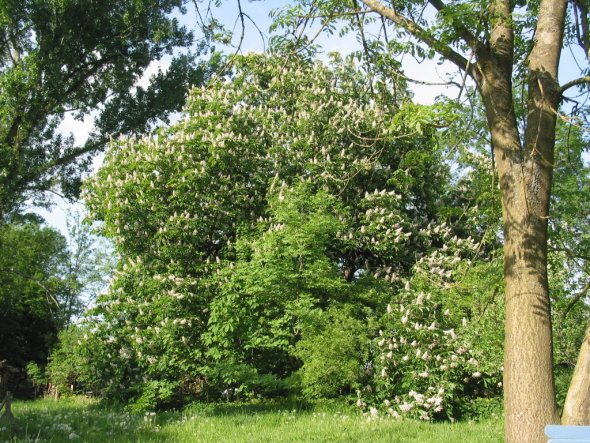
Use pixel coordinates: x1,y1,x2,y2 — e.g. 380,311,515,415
81,52,495,408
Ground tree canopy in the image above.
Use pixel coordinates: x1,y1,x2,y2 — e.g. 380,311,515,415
0,0,218,219
68,52,514,415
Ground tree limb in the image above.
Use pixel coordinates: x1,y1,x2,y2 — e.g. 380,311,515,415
560,76,590,94
359,0,471,71
562,281,590,319
572,0,590,59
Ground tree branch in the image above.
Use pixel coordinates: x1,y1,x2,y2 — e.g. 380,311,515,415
17,137,106,189
562,281,590,319
359,0,470,71
427,0,480,48
560,76,590,94
572,0,590,59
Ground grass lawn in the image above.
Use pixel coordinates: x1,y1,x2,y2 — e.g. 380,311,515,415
0,397,503,442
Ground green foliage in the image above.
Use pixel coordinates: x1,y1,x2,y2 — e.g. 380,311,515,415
0,212,113,396
549,124,590,368
0,219,67,368
81,52,479,408
0,0,217,218
46,325,106,397
25,362,47,393
295,307,370,398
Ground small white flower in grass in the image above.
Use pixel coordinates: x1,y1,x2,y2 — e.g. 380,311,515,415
384,399,391,407
388,408,400,419
472,371,482,378
418,371,429,378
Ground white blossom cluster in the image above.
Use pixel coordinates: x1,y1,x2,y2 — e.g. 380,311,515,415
357,282,482,420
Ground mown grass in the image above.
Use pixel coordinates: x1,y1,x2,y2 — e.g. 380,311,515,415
0,397,503,442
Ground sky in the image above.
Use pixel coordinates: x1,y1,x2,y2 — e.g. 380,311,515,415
36,1,587,236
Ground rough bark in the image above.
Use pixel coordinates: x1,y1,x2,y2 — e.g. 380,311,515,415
475,60,559,442
475,1,566,441
563,322,590,424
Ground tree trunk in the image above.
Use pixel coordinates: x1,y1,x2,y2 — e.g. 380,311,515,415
501,183,560,442
473,1,567,440
484,95,560,443
562,321,590,424
475,40,561,442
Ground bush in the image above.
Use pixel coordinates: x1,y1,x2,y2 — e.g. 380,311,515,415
295,307,370,398
46,325,106,397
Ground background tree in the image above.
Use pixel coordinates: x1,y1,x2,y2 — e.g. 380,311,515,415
0,0,218,220
80,52,502,411
0,211,113,396
0,217,70,372
549,123,590,423
270,1,590,440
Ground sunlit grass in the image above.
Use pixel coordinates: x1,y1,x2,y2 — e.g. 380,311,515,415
1,397,503,442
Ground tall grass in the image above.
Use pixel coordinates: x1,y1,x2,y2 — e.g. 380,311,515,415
0,397,502,442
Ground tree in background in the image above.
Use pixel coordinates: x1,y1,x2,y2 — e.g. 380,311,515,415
0,0,219,220
79,52,502,411
0,217,67,370
0,211,113,396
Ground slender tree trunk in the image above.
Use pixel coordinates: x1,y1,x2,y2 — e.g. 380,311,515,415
474,1,567,441
472,7,563,437
563,321,590,424
478,79,560,443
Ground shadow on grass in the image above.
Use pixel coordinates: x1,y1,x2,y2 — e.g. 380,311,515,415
182,396,361,419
